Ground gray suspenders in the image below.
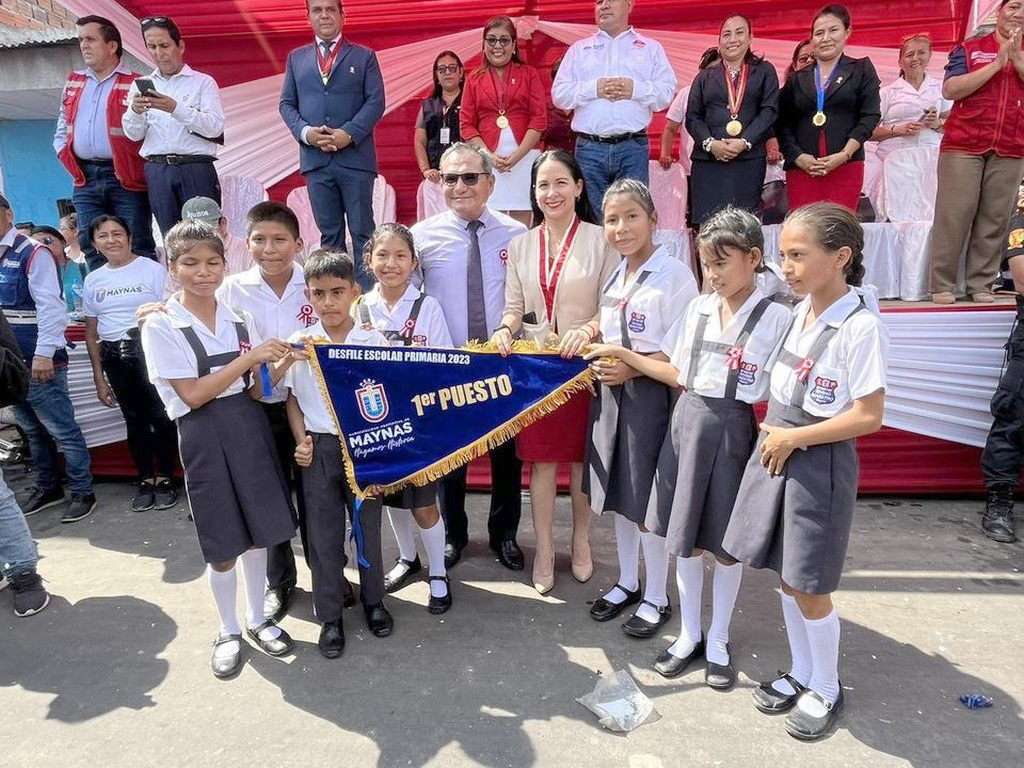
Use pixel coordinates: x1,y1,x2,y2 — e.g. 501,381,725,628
178,321,252,388
600,269,653,351
685,297,773,399
358,293,427,346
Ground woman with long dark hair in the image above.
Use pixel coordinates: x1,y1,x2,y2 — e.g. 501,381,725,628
414,51,465,183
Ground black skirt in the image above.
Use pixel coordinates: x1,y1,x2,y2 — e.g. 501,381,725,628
689,156,767,227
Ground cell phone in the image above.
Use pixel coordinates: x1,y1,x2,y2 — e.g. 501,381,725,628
135,78,156,96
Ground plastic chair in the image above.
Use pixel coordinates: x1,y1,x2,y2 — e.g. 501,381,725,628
220,175,268,238
417,178,448,221
648,161,688,232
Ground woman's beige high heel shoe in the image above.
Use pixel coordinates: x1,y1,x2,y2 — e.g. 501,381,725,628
533,550,555,594
571,539,593,583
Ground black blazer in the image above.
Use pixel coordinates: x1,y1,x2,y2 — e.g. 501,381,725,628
686,57,780,161
777,55,881,168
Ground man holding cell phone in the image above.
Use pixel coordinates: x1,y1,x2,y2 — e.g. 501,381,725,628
123,16,226,237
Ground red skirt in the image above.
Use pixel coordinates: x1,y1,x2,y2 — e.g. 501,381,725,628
516,388,591,463
786,161,864,212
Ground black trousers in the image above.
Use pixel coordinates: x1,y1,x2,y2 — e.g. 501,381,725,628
144,159,221,236
303,433,384,618
981,297,1024,489
263,402,307,591
100,341,177,479
438,437,522,548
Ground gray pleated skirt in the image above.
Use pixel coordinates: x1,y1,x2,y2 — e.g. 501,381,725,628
178,393,297,564
646,390,757,558
584,376,677,523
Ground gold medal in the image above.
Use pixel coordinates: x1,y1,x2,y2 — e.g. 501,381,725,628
726,119,742,137
812,111,827,127
544,331,561,350
496,114,509,129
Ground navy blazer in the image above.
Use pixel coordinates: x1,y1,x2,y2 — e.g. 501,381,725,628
279,39,386,174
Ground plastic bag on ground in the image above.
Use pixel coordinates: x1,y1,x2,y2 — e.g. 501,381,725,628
576,669,659,732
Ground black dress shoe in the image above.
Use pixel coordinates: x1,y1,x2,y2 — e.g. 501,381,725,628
752,672,806,714
384,556,422,593
263,586,292,623
589,583,642,622
622,599,673,638
211,633,244,679
318,619,345,659
444,542,463,569
785,688,845,741
705,643,736,690
246,621,295,657
427,575,452,615
363,601,394,637
493,539,525,571
653,635,705,678
342,575,356,608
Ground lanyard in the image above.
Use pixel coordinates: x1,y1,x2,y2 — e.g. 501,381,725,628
317,40,342,82
537,217,581,331
723,61,749,119
814,62,839,114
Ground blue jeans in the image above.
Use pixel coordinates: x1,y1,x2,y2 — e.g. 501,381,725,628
11,369,93,495
0,467,37,577
73,162,157,270
575,136,650,222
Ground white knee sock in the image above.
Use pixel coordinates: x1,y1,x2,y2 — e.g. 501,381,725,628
418,517,448,597
800,608,842,715
388,507,419,562
239,548,280,640
667,555,704,657
635,531,670,623
772,592,813,695
605,515,641,603
706,561,742,665
208,565,241,658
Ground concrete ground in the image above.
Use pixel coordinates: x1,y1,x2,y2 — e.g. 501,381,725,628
2,463,1022,768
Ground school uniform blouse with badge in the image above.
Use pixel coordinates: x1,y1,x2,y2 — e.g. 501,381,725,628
585,247,698,522
141,297,296,564
645,290,792,559
722,287,889,594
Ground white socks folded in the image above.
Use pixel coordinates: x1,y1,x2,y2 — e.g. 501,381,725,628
208,565,241,660
238,548,281,642
418,517,449,598
387,507,419,563
706,560,742,665
668,555,703,658
604,515,641,603
773,592,813,696
773,593,841,713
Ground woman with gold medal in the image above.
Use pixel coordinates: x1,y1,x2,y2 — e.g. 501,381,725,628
685,15,780,227
460,16,547,227
490,150,620,594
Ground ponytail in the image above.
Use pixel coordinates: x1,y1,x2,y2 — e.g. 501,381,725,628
784,203,865,286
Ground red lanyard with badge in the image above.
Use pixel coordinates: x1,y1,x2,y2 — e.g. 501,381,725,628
537,216,580,345
317,40,342,83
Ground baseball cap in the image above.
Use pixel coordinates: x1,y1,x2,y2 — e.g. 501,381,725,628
0,193,9,210
181,196,222,227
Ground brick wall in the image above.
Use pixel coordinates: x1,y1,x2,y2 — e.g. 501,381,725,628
0,0,75,30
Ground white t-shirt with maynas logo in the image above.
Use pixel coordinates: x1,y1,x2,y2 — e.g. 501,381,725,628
82,256,168,341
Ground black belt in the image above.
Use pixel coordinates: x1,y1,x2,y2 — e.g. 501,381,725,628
579,131,648,145
99,329,142,361
145,154,216,165
78,157,113,166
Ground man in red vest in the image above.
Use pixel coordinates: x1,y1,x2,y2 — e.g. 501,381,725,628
53,15,156,271
929,0,1024,304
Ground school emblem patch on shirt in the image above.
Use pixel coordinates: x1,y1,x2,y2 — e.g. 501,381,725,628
356,378,389,423
628,311,646,333
737,361,757,386
809,375,838,405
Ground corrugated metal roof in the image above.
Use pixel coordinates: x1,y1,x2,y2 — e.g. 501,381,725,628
0,27,77,51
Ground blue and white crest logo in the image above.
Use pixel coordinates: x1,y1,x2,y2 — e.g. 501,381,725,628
95,288,107,304
356,378,389,423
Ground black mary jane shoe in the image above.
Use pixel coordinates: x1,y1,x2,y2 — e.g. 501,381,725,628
318,619,345,659
704,643,736,691
384,556,423,593
364,601,394,637
427,575,453,615
653,635,705,678
785,688,845,742
211,633,244,679
263,586,292,624
752,672,806,714
246,620,295,657
622,599,673,639
589,583,642,622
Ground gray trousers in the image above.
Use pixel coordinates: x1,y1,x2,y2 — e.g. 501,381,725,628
302,433,384,622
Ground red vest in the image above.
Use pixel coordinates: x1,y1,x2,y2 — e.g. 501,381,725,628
57,70,147,191
942,33,1024,158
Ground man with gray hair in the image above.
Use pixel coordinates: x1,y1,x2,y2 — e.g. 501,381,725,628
409,142,527,572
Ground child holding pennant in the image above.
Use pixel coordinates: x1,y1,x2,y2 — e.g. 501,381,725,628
354,223,454,613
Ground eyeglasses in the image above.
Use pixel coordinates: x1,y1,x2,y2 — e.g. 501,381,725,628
484,36,513,47
436,64,460,74
796,53,814,64
441,172,488,187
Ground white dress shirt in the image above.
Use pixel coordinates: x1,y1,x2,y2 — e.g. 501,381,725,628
876,74,951,160
53,63,135,159
769,288,889,419
662,289,792,404
122,64,225,157
359,284,453,348
81,256,168,341
411,207,528,346
598,246,698,354
0,230,67,358
141,297,262,420
552,27,676,136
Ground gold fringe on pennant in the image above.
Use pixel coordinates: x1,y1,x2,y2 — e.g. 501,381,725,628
304,341,595,500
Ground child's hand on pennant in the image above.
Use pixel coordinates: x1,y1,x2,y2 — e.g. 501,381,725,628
247,339,292,365
294,435,313,468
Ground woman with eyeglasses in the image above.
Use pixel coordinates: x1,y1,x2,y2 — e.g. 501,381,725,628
460,16,547,226
786,39,816,82
415,51,465,183
81,214,179,514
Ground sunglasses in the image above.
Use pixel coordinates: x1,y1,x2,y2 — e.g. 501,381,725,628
141,16,169,26
441,172,489,187
436,64,461,74
484,36,513,47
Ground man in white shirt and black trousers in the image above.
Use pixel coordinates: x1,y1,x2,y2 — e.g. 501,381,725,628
122,16,225,236
411,143,528,571
552,0,676,220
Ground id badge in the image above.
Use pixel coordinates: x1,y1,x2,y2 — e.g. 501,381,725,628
439,127,451,145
